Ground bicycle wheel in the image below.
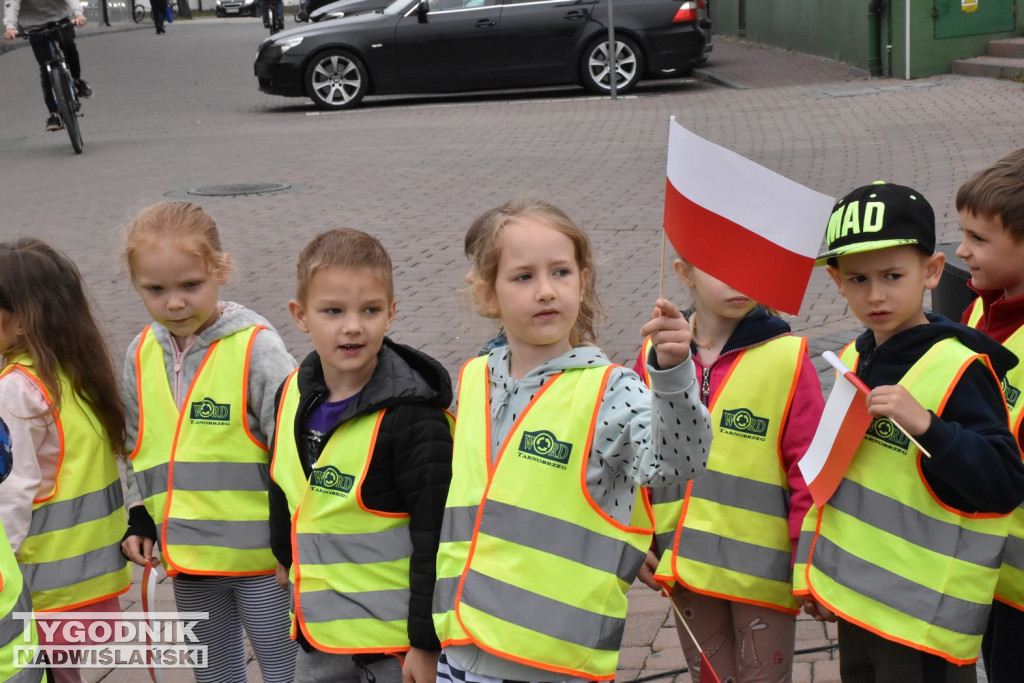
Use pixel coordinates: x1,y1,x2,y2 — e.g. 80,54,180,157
51,68,83,154
132,2,145,22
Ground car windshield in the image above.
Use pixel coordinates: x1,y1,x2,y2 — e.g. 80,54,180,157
382,0,414,14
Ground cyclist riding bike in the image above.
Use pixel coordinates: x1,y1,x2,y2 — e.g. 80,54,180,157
262,0,283,31
3,0,92,132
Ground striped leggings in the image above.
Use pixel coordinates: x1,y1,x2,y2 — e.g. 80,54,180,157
172,574,297,683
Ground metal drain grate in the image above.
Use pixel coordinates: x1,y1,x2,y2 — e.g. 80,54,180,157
186,183,291,197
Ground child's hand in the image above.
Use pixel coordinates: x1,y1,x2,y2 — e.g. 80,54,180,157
640,299,691,369
121,535,156,567
275,562,289,590
635,549,662,591
797,595,837,623
865,385,932,436
402,647,439,683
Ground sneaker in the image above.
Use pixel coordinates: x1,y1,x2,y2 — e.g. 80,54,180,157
74,79,92,98
46,114,63,131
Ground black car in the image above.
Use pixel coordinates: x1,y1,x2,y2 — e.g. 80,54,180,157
255,0,710,109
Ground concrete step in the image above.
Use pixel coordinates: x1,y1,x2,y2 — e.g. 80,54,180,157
988,37,1024,59
951,55,1024,81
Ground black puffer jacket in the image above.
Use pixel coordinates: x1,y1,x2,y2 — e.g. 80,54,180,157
268,337,453,652
853,313,1024,514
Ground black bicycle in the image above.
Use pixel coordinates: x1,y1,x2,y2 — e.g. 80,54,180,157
265,0,284,34
19,19,83,154
132,1,147,22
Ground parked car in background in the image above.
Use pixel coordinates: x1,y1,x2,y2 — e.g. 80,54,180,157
216,0,259,16
255,0,711,109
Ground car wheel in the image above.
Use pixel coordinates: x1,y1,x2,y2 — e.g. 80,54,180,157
304,49,369,110
580,35,643,95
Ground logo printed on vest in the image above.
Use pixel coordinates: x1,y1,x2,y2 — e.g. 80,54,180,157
517,430,572,470
1003,377,1020,408
189,397,231,426
864,417,909,452
310,465,355,497
719,408,769,441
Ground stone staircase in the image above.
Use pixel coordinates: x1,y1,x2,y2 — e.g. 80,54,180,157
952,37,1024,81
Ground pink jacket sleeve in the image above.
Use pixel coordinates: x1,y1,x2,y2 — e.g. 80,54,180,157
781,352,824,562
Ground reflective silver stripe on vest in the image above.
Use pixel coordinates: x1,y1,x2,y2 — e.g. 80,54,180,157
830,480,1004,568
690,471,788,519
27,481,124,537
172,462,270,492
432,576,459,615
0,581,33,647
654,532,676,558
677,527,791,581
479,500,645,582
1004,534,1024,571
812,536,990,636
795,530,815,563
164,519,270,550
296,527,412,566
461,570,624,651
440,505,478,544
301,587,410,624
136,462,169,500
21,543,125,593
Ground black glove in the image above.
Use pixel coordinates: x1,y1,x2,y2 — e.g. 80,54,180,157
120,505,157,560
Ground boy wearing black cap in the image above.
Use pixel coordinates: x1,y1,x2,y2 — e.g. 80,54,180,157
793,182,1024,682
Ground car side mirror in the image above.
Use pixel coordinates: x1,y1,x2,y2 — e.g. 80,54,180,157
417,0,429,20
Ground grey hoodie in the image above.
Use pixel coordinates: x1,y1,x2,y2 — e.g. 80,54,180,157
4,0,82,31
122,302,297,505
447,344,710,681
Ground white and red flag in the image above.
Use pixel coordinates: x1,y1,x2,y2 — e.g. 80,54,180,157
663,118,834,315
799,351,874,507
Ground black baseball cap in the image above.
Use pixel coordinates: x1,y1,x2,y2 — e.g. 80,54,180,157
815,181,935,265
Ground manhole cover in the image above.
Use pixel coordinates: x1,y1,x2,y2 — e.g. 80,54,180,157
186,183,291,197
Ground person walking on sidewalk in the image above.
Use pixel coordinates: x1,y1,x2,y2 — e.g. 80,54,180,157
151,0,167,33
3,0,93,132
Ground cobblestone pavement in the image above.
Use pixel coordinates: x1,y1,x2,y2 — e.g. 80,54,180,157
1,20,1018,682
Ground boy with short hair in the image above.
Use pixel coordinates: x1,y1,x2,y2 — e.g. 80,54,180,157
793,182,1024,682
955,148,1024,682
268,228,453,683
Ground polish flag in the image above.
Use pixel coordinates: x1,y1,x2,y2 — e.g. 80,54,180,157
663,118,835,315
799,351,874,507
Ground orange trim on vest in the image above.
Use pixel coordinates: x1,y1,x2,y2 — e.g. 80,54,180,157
3,365,66,505
354,411,406,518
270,367,301,485
240,326,269,450
129,327,152,462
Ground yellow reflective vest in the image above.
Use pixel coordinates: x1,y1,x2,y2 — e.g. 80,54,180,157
434,357,654,681
652,335,805,613
270,371,413,653
965,299,1024,610
1,519,39,683
795,339,1011,664
130,326,276,577
1,358,130,612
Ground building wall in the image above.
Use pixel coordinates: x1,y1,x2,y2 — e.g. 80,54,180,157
709,0,1022,78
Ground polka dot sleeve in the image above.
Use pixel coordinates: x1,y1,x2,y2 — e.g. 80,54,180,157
591,360,710,488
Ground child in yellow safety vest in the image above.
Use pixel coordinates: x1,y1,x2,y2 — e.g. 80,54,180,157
1,416,42,683
632,257,823,683
433,196,712,683
794,182,1024,683
268,228,454,683
953,148,1024,683
119,202,299,683
0,239,131,683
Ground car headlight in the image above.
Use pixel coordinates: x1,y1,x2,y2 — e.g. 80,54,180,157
276,36,304,53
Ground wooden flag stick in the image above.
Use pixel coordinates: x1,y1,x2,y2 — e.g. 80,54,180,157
658,232,667,301
668,595,704,654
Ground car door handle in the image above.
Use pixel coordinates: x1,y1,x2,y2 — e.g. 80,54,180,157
475,18,496,27
564,9,586,19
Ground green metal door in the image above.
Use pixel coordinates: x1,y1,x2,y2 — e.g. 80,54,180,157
933,0,1015,38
